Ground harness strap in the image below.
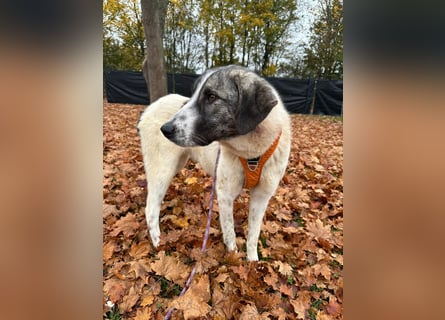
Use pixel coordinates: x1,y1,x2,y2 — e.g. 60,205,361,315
239,131,282,189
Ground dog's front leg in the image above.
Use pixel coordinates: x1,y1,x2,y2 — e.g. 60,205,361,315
216,175,242,253
246,187,275,261
217,193,238,252
145,189,163,247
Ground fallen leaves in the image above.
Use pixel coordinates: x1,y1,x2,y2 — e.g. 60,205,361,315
306,219,333,243
103,101,343,319
150,251,191,286
128,259,151,281
119,286,139,313
103,240,117,261
170,275,211,320
239,303,261,320
110,213,140,237
104,278,130,303
272,261,292,277
128,240,150,259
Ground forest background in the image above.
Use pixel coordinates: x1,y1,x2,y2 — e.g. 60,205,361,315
103,0,343,79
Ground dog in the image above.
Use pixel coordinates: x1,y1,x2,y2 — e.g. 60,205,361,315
138,65,291,261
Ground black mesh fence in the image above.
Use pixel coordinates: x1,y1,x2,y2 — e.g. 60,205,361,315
104,71,342,116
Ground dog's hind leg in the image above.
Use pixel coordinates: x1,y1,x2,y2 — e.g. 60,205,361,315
144,150,189,247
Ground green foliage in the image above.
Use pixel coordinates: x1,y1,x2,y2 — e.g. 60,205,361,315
103,0,343,78
159,277,181,298
104,305,121,320
302,0,343,79
309,284,324,292
164,0,201,73
197,0,297,75
103,0,145,71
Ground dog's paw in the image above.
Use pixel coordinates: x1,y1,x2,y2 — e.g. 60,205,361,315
151,236,160,248
149,227,160,248
246,251,259,261
225,241,237,253
246,240,259,261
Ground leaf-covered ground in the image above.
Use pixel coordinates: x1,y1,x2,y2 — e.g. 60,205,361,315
103,100,343,320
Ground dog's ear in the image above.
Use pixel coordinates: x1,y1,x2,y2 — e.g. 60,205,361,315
235,76,278,135
192,74,203,93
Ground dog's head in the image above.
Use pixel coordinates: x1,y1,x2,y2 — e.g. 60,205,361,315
161,65,278,147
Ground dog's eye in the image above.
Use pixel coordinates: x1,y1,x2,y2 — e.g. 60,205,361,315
207,94,217,103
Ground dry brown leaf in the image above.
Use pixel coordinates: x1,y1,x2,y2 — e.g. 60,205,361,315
133,307,152,320
231,264,249,281
306,218,332,241
224,250,246,265
103,278,129,303
263,272,279,289
129,240,150,259
313,262,332,280
282,225,300,234
326,296,342,317
263,220,281,234
279,283,294,297
173,216,189,228
190,247,219,274
103,240,117,261
150,251,191,286
270,307,289,320
214,272,230,284
298,267,317,287
316,311,333,320
161,213,189,228
275,208,293,221
290,298,308,320
212,282,240,319
184,176,198,184
170,275,211,320
128,259,151,281
110,213,140,237
332,253,343,266
140,294,155,307
103,203,119,218
119,286,139,313
173,206,182,215
239,303,261,320
273,261,293,276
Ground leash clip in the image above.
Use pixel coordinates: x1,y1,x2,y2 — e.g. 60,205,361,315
247,157,260,171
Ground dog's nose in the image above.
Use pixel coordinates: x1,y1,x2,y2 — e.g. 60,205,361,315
160,121,176,139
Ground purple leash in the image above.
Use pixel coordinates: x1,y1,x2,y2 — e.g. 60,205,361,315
164,146,221,320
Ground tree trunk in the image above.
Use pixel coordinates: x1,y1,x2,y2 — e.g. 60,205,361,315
141,0,168,103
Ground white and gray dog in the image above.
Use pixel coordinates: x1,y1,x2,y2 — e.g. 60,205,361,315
138,65,291,261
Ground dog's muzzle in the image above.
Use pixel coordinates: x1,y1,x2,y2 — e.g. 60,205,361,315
160,121,176,140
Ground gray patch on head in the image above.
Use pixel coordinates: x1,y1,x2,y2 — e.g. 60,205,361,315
161,65,279,147
191,65,278,139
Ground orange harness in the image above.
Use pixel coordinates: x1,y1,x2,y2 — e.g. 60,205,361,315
239,131,282,189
